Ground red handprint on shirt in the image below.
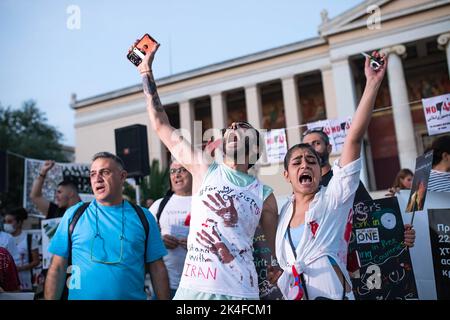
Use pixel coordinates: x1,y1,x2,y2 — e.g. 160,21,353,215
196,219,235,264
202,193,238,227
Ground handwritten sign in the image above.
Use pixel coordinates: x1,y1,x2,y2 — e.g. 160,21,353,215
252,225,283,300
306,116,352,153
428,209,450,300
406,151,433,213
349,198,418,300
422,93,450,136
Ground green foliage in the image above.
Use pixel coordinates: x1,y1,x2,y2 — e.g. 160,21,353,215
123,159,170,206
0,100,68,209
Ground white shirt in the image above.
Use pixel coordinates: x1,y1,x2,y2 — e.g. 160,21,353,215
0,231,19,263
276,158,361,299
150,194,191,290
178,163,265,299
14,232,39,290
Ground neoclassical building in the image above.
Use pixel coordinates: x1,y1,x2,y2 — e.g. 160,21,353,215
72,0,450,197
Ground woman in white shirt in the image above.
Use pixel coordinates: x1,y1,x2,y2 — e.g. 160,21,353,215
275,51,389,300
3,208,40,291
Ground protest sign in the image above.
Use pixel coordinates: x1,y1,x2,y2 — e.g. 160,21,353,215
264,129,288,164
350,197,418,300
23,158,93,217
41,217,61,269
253,225,283,300
428,209,450,300
405,151,433,215
422,93,450,136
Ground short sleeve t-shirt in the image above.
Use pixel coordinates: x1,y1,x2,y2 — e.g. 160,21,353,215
49,200,167,300
47,202,66,219
150,194,192,290
14,232,39,290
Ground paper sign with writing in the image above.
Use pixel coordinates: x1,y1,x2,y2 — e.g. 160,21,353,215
264,129,288,164
422,93,450,136
349,198,418,300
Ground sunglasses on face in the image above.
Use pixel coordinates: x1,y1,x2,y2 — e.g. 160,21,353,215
169,167,188,175
221,121,253,136
302,127,325,137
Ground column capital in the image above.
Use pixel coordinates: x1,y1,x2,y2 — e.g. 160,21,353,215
380,44,406,58
437,33,450,50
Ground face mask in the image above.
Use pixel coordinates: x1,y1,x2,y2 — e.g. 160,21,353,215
3,223,16,234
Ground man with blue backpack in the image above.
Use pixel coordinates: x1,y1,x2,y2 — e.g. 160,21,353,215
44,152,169,300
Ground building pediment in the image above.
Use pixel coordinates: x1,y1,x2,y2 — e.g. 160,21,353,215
318,0,449,37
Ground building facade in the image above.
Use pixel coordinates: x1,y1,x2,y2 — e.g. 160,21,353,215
72,0,450,197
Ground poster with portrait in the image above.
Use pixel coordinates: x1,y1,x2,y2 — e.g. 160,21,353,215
23,158,93,217
422,93,450,136
349,197,418,300
41,217,62,269
405,151,433,213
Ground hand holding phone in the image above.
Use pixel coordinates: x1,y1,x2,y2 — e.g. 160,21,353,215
127,34,159,67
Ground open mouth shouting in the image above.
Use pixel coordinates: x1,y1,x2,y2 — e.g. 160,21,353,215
299,172,313,186
94,184,106,194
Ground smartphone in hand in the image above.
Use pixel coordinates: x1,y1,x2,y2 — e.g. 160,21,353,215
127,34,158,66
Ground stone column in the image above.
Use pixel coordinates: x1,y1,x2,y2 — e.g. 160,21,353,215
321,66,338,119
437,33,450,77
281,76,302,147
211,92,227,130
331,57,357,118
244,85,263,129
381,44,417,170
179,100,194,144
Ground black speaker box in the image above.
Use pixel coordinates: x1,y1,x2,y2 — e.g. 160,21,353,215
114,124,150,178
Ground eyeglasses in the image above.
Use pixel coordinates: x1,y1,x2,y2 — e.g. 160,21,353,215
169,167,188,175
90,201,124,265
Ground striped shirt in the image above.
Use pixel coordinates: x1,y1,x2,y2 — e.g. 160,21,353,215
428,169,450,192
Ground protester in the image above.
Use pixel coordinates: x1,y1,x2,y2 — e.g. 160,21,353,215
386,168,414,196
3,208,40,291
428,135,450,192
275,51,389,300
44,152,170,300
0,247,21,292
132,40,279,300
149,158,192,298
30,160,81,218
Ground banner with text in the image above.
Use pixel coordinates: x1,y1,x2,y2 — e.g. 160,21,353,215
422,93,450,136
306,116,352,153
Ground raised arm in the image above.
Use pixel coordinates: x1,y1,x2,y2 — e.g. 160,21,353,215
132,41,207,177
30,160,54,216
340,51,387,167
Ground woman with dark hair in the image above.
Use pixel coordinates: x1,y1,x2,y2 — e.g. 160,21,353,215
386,168,414,196
3,208,40,291
274,51,389,300
428,134,450,192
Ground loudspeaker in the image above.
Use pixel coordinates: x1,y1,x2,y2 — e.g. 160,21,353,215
115,124,150,178
0,150,8,193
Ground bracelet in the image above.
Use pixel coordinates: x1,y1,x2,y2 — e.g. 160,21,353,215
140,70,152,75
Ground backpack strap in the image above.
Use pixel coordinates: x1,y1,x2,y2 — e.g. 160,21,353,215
156,190,174,224
129,201,149,263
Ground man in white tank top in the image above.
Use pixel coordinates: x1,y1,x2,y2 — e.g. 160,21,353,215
131,40,279,299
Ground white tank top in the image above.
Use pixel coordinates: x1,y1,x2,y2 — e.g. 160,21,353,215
178,163,264,298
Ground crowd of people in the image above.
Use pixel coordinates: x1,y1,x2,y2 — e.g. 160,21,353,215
1,42,449,300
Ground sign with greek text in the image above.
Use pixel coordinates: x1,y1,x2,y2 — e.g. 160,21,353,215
428,209,450,300
422,93,450,136
349,197,418,300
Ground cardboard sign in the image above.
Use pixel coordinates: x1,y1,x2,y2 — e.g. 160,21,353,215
422,93,450,136
428,209,450,300
350,198,418,300
252,225,283,300
406,151,433,213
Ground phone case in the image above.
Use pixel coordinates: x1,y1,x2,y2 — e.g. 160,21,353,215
127,34,158,66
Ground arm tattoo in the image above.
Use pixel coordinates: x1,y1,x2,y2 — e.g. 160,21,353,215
142,73,164,112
